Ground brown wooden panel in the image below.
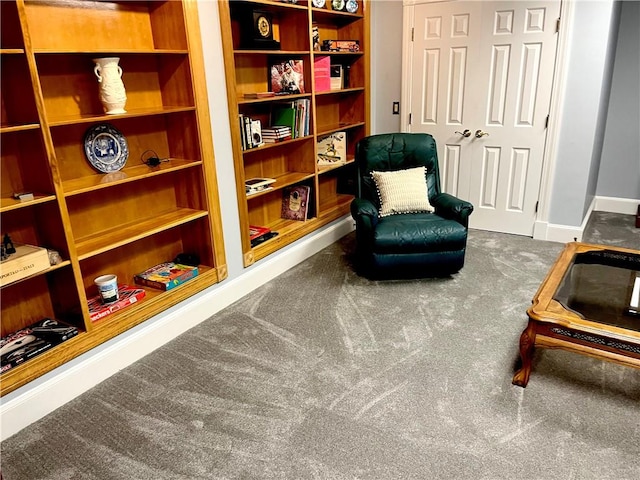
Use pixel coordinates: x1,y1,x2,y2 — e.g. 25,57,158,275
24,0,157,51
1,276,55,337
149,1,187,50
0,130,52,197
1,203,68,256
1,1,23,50
66,177,183,240
1,55,39,126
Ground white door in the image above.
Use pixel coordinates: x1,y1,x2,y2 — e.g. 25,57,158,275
407,0,560,235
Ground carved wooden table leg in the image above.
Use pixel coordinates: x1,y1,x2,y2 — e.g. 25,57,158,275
513,320,536,387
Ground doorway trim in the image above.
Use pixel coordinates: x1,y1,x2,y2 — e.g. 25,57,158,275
400,0,575,240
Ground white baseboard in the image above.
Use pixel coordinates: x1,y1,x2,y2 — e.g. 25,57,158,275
594,196,640,215
0,217,354,441
533,195,638,243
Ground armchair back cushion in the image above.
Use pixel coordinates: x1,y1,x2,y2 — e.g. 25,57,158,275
357,133,442,210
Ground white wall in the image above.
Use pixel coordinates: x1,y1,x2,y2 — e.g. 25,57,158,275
597,0,640,201
371,0,403,134
546,0,620,227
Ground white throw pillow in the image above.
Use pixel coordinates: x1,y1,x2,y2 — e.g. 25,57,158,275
371,166,435,217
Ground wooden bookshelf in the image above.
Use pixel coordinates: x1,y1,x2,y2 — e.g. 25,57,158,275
218,0,370,266
0,0,227,396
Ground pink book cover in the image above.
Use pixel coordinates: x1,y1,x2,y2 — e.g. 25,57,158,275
314,56,331,93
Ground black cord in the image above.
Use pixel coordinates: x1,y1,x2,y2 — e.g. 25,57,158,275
141,149,170,167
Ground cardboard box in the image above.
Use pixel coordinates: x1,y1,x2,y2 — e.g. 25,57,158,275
0,244,50,287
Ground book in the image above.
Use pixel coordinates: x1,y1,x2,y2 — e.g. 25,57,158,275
314,55,331,92
243,92,276,99
330,64,343,90
87,284,147,322
317,131,347,165
1,318,78,373
249,225,271,241
271,103,297,134
250,119,264,147
251,231,279,247
262,126,292,143
0,243,50,287
270,60,305,94
134,262,199,291
281,185,311,221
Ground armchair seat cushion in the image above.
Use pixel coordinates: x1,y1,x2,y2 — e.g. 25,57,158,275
373,213,468,254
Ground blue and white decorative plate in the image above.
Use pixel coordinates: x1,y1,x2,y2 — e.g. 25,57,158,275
83,123,129,173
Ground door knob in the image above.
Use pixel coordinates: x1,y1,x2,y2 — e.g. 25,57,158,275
455,129,471,137
475,130,489,138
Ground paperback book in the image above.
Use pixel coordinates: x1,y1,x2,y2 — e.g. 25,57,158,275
134,262,199,291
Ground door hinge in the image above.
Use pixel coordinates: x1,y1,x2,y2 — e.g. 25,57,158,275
545,115,549,129
411,27,414,41
556,17,560,33
535,201,539,213
409,113,412,125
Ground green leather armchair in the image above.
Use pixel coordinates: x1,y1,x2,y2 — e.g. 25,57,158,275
350,133,474,277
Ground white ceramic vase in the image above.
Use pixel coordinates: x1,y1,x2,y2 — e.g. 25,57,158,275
93,57,127,114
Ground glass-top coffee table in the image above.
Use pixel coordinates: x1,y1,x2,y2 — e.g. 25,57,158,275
513,242,640,387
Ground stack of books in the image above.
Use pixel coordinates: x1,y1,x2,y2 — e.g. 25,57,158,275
271,98,310,139
249,225,278,247
245,177,276,196
262,126,292,143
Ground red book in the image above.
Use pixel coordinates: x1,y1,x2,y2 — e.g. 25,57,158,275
314,55,331,92
249,225,271,240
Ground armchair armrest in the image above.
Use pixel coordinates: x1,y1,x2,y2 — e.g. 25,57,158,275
431,193,474,227
351,198,379,229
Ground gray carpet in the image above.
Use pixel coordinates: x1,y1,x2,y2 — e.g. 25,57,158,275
2,212,639,479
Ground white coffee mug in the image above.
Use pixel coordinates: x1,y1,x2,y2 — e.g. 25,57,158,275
94,274,119,303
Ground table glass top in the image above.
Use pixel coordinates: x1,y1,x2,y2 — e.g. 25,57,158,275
553,249,640,332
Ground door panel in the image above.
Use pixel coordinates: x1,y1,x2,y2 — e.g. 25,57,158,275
409,0,560,235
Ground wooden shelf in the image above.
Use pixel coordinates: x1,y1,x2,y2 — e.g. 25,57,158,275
0,0,227,396
219,0,369,267
62,160,202,196
47,107,196,127
75,208,209,260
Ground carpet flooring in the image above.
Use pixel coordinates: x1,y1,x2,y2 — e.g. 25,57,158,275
1,212,639,479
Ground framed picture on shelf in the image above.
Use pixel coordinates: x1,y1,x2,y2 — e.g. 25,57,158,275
270,60,305,94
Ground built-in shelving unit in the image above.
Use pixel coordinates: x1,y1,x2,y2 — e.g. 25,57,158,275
0,0,227,396
219,0,370,266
